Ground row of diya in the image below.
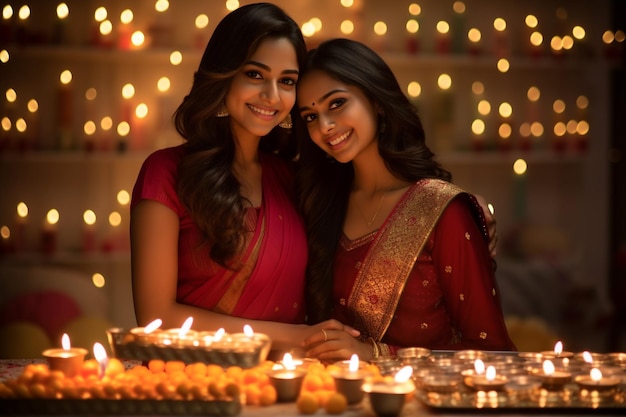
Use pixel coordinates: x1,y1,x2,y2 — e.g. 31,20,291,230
373,343,626,410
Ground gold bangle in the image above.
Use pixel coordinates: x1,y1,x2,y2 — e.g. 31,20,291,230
377,342,391,357
367,337,379,359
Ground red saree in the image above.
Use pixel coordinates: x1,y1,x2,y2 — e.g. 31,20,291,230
332,179,516,353
132,146,307,324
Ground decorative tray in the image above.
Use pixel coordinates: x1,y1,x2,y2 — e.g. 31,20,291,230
107,328,270,368
0,398,241,416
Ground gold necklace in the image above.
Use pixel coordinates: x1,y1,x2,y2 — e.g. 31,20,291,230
366,192,386,226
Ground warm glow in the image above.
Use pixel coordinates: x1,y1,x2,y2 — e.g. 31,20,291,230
437,73,452,90
499,102,513,118
93,342,108,366
525,14,538,28
602,30,615,45
243,324,254,337
135,103,148,119
157,76,171,93
99,20,112,36
121,83,135,99
520,122,531,137
195,14,209,29
408,3,421,16
214,328,225,341
1,117,11,131
5,88,16,103
302,21,316,37
145,319,163,333
394,365,413,383
543,360,555,376
117,121,130,136
531,122,544,137
472,81,484,95
46,209,60,225
179,316,193,337
452,1,465,14
478,100,491,116
407,81,421,98
616,30,625,43
61,333,71,350
468,28,481,43
349,354,359,373
562,35,574,50
554,341,563,355
499,123,512,138
94,7,107,22
590,368,603,382
309,18,322,33
471,119,485,135
155,0,169,12
493,17,506,32
530,31,543,46
341,0,354,7
15,118,26,133
18,5,30,20
56,3,69,20
282,353,296,370
226,0,239,11
0,49,9,63
60,70,72,85
474,359,485,374
117,189,130,206
572,25,585,40
169,51,183,65
17,202,28,219
2,5,13,20
108,211,122,227
554,122,567,136
1,226,9,240
551,36,563,51
120,9,133,24
84,121,96,135
513,158,527,175
83,210,96,226
553,99,566,113
374,21,387,36
577,120,589,135
406,19,419,34
92,273,106,288
496,58,510,73
576,95,589,110
340,20,354,35
485,366,496,381
582,351,593,363
101,116,113,131
131,30,145,47
527,86,540,102
436,20,449,35
566,119,577,134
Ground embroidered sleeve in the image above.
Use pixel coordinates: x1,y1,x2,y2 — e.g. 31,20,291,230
432,197,516,351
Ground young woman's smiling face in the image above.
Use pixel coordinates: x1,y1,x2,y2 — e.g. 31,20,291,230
297,70,379,163
225,37,299,141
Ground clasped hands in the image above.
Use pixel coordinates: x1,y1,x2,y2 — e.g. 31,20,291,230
301,319,370,363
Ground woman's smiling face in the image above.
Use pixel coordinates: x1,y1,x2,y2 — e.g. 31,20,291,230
225,37,299,140
297,69,379,164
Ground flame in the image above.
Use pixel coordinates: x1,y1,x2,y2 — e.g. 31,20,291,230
582,351,593,364
214,328,225,341
243,324,254,337
178,316,193,338
543,360,555,376
394,365,413,383
474,359,485,374
93,342,108,377
590,368,603,382
486,366,496,382
553,341,563,355
349,354,359,373
144,319,162,333
61,333,71,350
282,353,296,370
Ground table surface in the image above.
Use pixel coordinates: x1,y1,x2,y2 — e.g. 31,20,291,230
0,359,624,417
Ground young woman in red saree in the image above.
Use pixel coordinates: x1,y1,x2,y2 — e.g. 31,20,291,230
131,4,352,350
296,39,516,361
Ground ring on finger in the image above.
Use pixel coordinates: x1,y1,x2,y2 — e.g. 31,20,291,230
322,329,328,342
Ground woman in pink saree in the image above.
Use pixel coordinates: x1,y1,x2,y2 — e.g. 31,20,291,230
131,4,344,349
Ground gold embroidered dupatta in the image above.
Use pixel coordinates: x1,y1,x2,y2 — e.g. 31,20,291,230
346,179,465,341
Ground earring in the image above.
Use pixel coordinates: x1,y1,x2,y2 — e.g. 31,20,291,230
216,106,229,117
278,113,293,129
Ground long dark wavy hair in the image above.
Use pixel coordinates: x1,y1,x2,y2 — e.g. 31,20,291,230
173,3,306,268
295,38,452,324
